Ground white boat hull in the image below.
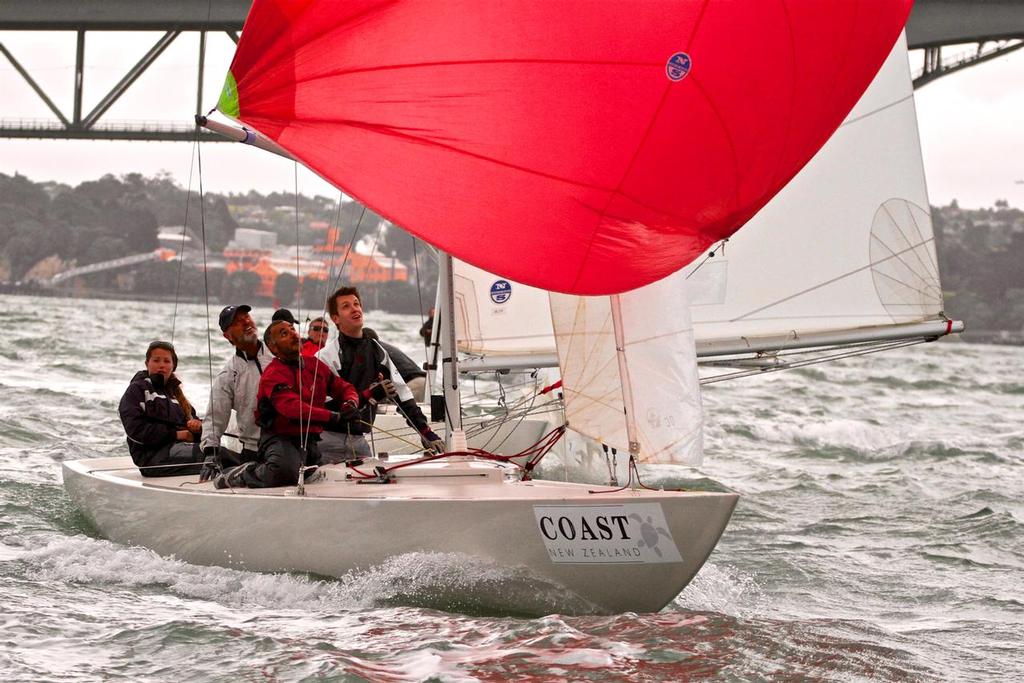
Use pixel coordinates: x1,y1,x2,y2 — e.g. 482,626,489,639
62,456,737,615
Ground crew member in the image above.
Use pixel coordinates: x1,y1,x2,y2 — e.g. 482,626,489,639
317,286,443,462
119,340,205,477
199,304,271,482
214,319,359,489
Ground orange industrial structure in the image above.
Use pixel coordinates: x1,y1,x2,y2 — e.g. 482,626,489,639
223,224,409,298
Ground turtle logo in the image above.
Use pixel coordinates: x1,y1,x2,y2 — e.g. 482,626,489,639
629,513,674,558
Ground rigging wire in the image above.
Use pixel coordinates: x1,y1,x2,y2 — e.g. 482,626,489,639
292,161,312,455
411,236,429,371
170,136,200,343
684,238,728,280
291,179,374,458
195,130,216,398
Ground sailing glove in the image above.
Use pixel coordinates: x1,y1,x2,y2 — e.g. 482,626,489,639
198,447,220,483
420,428,445,454
363,378,398,402
339,399,360,420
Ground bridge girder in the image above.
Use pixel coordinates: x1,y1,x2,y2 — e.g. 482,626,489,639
907,0,1024,48
0,0,248,31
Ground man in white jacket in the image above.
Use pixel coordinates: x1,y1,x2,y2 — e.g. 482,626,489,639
198,304,273,482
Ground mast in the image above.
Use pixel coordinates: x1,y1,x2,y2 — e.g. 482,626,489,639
437,252,463,446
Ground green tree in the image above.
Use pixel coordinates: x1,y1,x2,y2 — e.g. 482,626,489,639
132,260,180,294
5,221,52,280
381,222,416,262
221,270,263,304
0,173,49,215
274,272,299,307
300,278,331,312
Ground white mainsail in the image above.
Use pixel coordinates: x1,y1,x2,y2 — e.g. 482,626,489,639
688,34,956,357
549,271,703,465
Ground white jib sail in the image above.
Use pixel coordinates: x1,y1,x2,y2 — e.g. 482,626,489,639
687,33,945,353
549,270,703,465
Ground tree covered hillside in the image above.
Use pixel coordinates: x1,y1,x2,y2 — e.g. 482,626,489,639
0,172,236,284
2,172,1022,331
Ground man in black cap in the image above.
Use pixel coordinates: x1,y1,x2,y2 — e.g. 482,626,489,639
272,308,298,325
198,304,272,482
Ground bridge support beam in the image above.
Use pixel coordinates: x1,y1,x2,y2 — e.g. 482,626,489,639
914,40,1024,89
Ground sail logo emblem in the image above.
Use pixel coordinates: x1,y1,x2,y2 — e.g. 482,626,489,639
533,504,683,564
666,52,691,81
490,280,512,304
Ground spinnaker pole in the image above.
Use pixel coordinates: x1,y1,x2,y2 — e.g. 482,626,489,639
195,115,296,161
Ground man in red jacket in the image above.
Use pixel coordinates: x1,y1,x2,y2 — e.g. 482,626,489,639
214,318,359,489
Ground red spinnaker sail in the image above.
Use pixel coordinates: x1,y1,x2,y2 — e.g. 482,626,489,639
220,0,912,295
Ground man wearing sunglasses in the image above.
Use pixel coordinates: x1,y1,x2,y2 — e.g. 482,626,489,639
302,317,330,358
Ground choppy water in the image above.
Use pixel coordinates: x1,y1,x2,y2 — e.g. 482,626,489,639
1,293,1021,681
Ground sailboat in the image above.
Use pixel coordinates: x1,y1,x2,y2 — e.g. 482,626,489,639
63,1,921,615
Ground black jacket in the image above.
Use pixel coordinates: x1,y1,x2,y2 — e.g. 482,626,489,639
118,370,197,465
322,333,430,436
378,340,425,381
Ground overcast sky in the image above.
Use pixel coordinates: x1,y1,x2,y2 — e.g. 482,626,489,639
1,30,1021,209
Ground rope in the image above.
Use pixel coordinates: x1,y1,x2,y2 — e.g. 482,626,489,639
684,238,728,280
341,425,567,481
195,130,216,403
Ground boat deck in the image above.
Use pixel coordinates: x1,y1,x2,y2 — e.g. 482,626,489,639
68,456,723,502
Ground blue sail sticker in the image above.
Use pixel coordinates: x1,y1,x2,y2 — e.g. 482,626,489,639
666,52,692,81
490,279,512,304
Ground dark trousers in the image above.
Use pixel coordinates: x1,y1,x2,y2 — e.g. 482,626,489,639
137,442,204,478
241,433,321,488
220,447,259,469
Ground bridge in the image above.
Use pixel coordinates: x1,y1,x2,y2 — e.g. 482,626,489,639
1,0,1022,141
48,249,168,286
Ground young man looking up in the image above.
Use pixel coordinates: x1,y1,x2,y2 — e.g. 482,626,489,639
214,319,359,489
317,286,443,462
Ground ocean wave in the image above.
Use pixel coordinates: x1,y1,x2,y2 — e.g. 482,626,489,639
745,418,902,457
863,374,956,391
19,536,598,617
671,562,767,617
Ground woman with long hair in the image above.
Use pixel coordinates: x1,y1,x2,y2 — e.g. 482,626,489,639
117,340,204,477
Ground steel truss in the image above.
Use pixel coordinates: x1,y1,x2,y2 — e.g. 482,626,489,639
0,0,247,141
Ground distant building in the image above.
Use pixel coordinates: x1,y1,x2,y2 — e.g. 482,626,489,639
227,228,278,251
156,226,192,249
221,224,408,298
